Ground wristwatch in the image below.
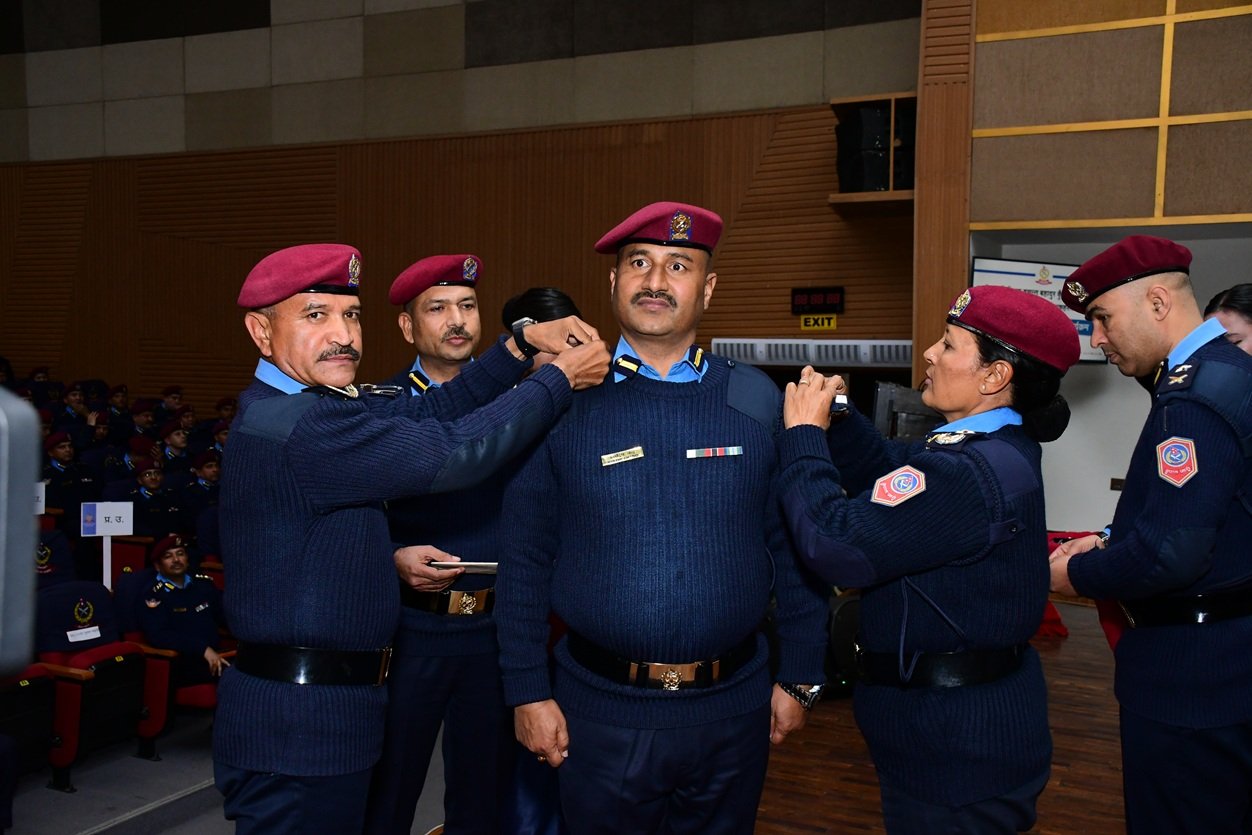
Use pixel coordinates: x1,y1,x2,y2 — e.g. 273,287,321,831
779,682,824,710
510,317,540,358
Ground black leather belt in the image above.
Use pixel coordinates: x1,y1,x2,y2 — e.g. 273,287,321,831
234,642,392,686
856,644,1026,689
566,631,756,691
399,585,494,615
1120,588,1252,628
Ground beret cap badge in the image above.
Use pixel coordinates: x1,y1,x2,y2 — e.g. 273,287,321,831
1065,281,1088,303
347,253,362,287
669,211,692,242
948,289,972,318
462,257,478,282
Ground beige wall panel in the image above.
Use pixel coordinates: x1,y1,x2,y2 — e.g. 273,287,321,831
0,54,26,109
27,103,104,160
102,38,184,100
976,0,1166,35
463,60,575,132
1165,121,1252,216
366,0,458,11
272,17,364,85
693,32,824,114
365,6,465,77
970,129,1158,221
0,109,28,162
974,28,1162,127
273,79,366,144
1170,16,1252,116
272,0,363,25
185,29,271,94
824,18,920,100
25,47,102,107
186,89,273,150
104,96,186,157
572,48,693,125
365,71,466,137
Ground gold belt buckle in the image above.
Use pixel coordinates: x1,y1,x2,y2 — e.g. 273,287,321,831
634,659,718,690
447,589,491,615
376,647,394,686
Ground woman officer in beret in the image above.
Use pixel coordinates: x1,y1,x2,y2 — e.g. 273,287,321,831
777,285,1080,833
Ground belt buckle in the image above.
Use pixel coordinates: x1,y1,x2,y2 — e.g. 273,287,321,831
376,647,393,686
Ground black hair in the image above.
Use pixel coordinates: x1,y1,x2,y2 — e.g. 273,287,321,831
1204,283,1252,319
973,333,1070,443
501,287,582,328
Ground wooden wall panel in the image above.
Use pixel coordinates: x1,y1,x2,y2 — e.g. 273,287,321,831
971,129,1159,221
0,105,915,410
976,0,1166,35
1165,121,1252,216
1170,16,1252,115
973,28,1162,128
913,0,975,382
1175,0,1251,11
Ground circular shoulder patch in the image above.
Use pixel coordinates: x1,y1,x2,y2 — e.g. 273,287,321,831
871,465,927,507
1156,436,1198,487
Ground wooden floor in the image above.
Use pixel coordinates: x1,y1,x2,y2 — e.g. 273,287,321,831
757,601,1123,834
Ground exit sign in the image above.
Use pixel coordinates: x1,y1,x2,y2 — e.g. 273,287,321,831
800,315,838,332
791,286,844,315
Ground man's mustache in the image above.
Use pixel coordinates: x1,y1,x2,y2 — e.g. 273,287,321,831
631,290,676,308
443,325,472,341
318,345,361,361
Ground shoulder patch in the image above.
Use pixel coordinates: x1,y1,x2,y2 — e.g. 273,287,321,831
1156,436,1198,487
236,392,322,445
871,465,927,506
725,361,781,433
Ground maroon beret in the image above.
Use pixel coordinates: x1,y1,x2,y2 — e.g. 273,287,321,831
1062,235,1192,314
594,202,723,255
238,243,363,309
131,398,156,415
133,457,161,475
108,384,128,396
215,397,236,409
150,534,186,562
128,436,156,456
173,405,194,418
212,420,230,434
36,407,51,422
192,450,221,469
161,385,182,397
389,254,481,306
159,420,185,439
43,431,71,452
947,285,1081,374
64,381,83,395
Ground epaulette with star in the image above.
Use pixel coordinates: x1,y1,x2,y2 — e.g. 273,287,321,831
1159,360,1196,393
924,429,981,450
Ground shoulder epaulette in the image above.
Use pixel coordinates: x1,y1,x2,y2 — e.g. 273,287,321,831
1162,353,1252,456
925,429,981,451
725,359,781,433
302,383,359,399
359,383,404,398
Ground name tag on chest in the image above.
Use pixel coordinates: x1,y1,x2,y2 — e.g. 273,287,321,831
601,446,644,467
67,626,101,643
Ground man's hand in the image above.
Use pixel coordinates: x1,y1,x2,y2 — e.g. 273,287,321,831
783,366,839,430
394,545,463,592
770,683,808,745
550,341,611,390
517,316,602,354
204,647,230,677
515,699,570,768
1049,534,1103,596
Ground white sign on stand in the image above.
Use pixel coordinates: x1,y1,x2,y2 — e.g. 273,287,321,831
80,502,134,591
34,482,45,515
971,257,1107,363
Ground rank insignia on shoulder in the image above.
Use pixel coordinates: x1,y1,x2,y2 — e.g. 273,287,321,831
601,446,644,466
359,384,404,398
1163,362,1196,390
871,465,927,507
303,384,360,399
1156,436,1198,487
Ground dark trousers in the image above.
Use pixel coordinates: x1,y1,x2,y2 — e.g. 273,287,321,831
215,762,372,835
559,705,770,835
878,768,1048,835
1121,708,1252,835
363,650,512,835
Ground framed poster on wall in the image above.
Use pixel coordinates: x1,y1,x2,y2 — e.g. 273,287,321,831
971,257,1106,363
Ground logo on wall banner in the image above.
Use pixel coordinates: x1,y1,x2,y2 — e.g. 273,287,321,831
871,465,927,506
1156,436,1198,487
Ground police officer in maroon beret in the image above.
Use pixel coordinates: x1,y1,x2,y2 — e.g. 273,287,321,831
1049,235,1252,835
214,243,609,834
139,535,229,686
780,285,1080,833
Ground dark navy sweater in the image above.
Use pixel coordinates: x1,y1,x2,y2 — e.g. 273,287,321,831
214,340,571,776
778,413,1052,806
1069,336,1252,728
496,358,829,730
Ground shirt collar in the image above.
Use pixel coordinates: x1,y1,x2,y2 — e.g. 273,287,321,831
1167,317,1227,369
611,337,708,383
156,571,189,589
935,406,1023,434
254,358,306,395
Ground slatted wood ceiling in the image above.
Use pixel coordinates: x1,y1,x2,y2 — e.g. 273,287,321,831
0,106,913,410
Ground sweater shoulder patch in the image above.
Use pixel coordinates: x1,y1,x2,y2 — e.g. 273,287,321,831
236,392,322,445
725,361,780,432
871,464,926,506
